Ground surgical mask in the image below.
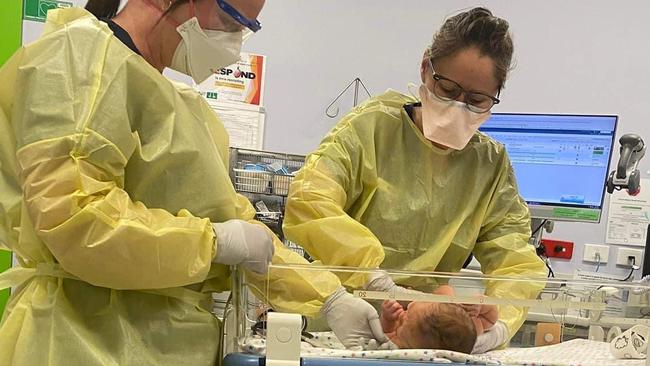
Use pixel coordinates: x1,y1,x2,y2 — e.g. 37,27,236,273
170,17,243,84
417,84,491,150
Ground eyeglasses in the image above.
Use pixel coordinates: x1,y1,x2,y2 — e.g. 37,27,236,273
428,60,500,113
216,0,262,32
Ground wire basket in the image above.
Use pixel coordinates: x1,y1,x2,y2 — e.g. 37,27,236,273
284,239,306,257
256,211,282,225
272,174,294,196
233,169,272,194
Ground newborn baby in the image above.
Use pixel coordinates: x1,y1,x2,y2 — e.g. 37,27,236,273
379,285,498,352
432,284,499,336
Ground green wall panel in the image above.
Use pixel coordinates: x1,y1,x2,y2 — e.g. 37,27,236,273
0,0,23,318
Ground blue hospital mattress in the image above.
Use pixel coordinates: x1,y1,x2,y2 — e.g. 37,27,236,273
223,353,464,365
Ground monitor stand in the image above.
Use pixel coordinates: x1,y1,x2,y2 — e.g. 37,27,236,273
530,218,556,277
529,218,554,250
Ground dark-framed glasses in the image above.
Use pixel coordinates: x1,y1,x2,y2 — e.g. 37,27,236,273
429,61,500,113
216,0,262,32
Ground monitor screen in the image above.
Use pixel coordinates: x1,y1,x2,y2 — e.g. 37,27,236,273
479,113,618,223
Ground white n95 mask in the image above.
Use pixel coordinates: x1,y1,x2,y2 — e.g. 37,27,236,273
170,17,243,84
418,84,491,150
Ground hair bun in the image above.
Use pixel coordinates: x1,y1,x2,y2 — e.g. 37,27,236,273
429,7,514,90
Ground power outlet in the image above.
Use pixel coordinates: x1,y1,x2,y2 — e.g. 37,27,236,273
583,244,609,263
616,248,643,267
540,239,573,259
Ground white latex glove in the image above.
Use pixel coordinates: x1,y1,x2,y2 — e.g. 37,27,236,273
212,220,274,274
472,320,509,354
321,287,389,349
364,270,423,295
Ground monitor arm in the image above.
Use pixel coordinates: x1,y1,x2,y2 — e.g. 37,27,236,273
607,134,646,195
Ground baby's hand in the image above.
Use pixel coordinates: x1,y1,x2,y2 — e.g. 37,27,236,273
460,303,481,318
461,294,486,318
380,300,404,333
381,300,404,321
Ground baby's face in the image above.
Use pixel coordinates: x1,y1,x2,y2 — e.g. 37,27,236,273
394,301,439,348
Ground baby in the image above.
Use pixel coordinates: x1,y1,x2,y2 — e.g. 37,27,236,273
379,285,498,352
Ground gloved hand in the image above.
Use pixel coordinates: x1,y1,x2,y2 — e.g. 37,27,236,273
472,320,509,354
364,270,423,295
212,220,274,274
321,287,389,349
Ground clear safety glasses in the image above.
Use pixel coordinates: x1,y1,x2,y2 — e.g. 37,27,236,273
429,59,500,113
216,0,262,32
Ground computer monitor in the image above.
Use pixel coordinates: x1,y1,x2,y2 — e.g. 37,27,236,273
479,113,618,223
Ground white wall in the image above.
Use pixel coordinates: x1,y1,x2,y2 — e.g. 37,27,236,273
243,0,650,278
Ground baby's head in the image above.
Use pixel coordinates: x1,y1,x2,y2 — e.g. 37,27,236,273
393,301,476,353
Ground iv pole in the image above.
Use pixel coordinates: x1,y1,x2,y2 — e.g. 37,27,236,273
325,78,372,118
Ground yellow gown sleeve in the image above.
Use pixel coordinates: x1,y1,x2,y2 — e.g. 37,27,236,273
283,124,385,288
245,221,342,317
233,194,341,318
471,153,547,339
0,52,22,251
12,49,216,291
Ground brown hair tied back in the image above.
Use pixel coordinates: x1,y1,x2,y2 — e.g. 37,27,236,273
429,7,514,90
85,0,121,19
85,0,189,20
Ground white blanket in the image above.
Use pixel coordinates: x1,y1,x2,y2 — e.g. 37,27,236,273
242,332,496,364
485,338,646,366
240,332,646,366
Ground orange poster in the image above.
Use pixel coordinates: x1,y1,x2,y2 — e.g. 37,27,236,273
197,53,266,106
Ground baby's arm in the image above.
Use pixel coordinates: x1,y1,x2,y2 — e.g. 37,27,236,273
472,317,485,335
477,304,498,331
466,302,499,335
460,294,499,335
433,285,455,296
380,300,404,334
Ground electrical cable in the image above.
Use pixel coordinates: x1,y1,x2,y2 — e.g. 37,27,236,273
640,307,650,318
621,257,637,281
545,256,555,278
535,240,555,278
531,219,548,236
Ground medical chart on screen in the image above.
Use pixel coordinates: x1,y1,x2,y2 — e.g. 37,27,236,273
605,178,650,247
196,53,266,106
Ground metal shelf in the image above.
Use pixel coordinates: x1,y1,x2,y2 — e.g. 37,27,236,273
229,148,310,260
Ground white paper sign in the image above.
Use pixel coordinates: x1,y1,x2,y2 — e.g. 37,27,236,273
206,99,265,150
606,178,650,246
196,53,266,106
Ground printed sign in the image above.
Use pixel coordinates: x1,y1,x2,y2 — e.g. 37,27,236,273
606,178,650,247
24,0,73,22
196,53,265,106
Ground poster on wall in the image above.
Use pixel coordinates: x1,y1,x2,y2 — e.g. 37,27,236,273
22,0,86,44
24,0,74,22
205,99,265,150
605,178,650,247
196,53,266,106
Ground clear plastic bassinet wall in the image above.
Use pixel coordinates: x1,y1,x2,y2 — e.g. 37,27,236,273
222,264,650,365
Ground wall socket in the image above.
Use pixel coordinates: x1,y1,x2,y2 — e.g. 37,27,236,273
583,244,609,263
616,247,643,267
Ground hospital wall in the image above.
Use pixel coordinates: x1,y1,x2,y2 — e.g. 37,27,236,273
241,0,650,279
0,0,23,319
